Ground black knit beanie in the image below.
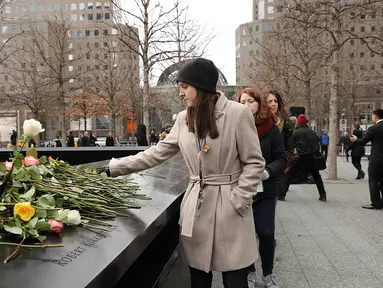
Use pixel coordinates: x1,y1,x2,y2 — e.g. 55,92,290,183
176,58,218,94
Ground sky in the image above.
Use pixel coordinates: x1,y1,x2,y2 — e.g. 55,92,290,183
121,0,253,85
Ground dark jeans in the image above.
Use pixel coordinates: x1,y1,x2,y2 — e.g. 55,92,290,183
321,145,328,160
351,156,363,175
281,156,326,198
368,163,383,207
248,197,276,277
190,266,248,288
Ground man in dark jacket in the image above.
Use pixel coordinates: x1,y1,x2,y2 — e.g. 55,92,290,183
339,131,352,162
10,130,17,146
351,109,383,210
346,129,365,179
66,130,75,147
106,132,114,146
280,114,327,201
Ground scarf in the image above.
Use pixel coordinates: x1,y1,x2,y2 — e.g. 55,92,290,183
256,119,275,140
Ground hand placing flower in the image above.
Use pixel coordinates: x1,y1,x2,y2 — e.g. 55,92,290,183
22,155,39,166
14,202,35,222
48,220,64,233
66,210,81,225
23,119,45,138
202,145,210,153
4,161,13,171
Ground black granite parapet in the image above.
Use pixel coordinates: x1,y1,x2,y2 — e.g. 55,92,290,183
0,147,149,165
0,153,189,288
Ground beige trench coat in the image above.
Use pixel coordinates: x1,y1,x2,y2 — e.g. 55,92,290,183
109,93,265,273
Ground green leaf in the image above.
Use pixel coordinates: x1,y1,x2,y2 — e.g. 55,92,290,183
14,169,26,180
56,209,69,221
13,146,19,157
70,198,80,207
26,228,39,237
35,209,47,218
50,177,59,184
28,217,38,228
12,180,23,188
42,165,53,176
0,162,7,173
21,186,36,200
38,194,55,208
39,156,48,165
37,235,47,242
56,198,63,207
35,221,51,232
47,210,59,219
15,217,22,228
4,225,22,235
14,158,22,169
26,149,38,159
0,206,6,211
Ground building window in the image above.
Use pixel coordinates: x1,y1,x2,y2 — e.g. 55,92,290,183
242,40,247,47
96,2,101,8
361,26,365,32
360,52,364,57
360,65,365,71
62,4,68,10
77,30,82,37
86,42,91,48
22,6,27,12
255,25,259,32
111,28,118,35
105,13,110,19
72,14,77,21
69,66,74,72
88,14,93,20
350,52,354,58
12,25,17,33
371,12,376,18
265,24,272,31
80,14,85,21
248,26,253,33
103,29,108,35
376,88,381,94
54,4,60,11
242,28,246,36
68,30,72,38
37,4,43,12
350,27,355,32
85,30,91,36
267,6,274,14
88,2,93,9
371,26,376,32
69,54,73,60
94,29,99,36
370,64,375,70
104,42,108,47
95,42,99,47
96,13,102,20
30,5,35,12
277,6,282,12
79,3,85,10
4,75,8,81
71,3,76,10
95,65,99,69
69,79,74,83
350,39,354,45
112,41,117,47
2,25,9,33
360,14,365,19
105,2,110,8
86,53,90,59
5,6,11,13
13,6,19,13
46,4,51,11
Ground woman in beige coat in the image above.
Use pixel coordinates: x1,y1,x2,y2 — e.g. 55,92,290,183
107,58,265,288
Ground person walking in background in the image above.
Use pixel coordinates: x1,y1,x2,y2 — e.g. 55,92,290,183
106,132,114,146
281,114,327,202
89,132,97,146
351,109,383,210
238,88,287,288
263,91,294,201
66,130,75,147
10,130,17,146
54,135,62,147
320,129,329,160
339,131,352,162
105,58,265,288
346,128,365,179
80,131,90,147
135,124,149,146
149,130,159,144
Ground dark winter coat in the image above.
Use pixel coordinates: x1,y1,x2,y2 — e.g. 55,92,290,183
293,124,320,157
67,135,75,147
106,136,114,146
281,118,294,157
10,132,17,146
254,125,288,201
346,130,364,157
355,120,383,166
80,136,90,147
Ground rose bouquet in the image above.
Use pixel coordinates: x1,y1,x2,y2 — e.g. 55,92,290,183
0,119,149,263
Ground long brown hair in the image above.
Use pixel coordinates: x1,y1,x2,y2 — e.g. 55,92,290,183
236,88,276,125
263,90,288,119
186,90,219,139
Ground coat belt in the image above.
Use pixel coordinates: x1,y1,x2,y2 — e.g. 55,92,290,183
181,169,242,238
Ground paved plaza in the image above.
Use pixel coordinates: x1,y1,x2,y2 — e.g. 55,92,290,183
164,158,383,288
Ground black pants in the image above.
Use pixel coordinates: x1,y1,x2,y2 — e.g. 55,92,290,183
190,266,248,288
368,163,383,207
281,156,326,198
321,145,328,160
351,156,363,175
249,197,276,277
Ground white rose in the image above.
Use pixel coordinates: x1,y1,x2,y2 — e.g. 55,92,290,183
66,210,81,225
23,119,45,138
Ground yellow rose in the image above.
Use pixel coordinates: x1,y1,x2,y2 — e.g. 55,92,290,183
14,202,35,222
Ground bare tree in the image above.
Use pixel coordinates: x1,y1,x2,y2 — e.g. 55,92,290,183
110,0,213,140
284,0,383,179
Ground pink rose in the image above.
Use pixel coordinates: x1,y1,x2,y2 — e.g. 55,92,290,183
22,155,39,166
4,161,13,170
48,219,64,233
